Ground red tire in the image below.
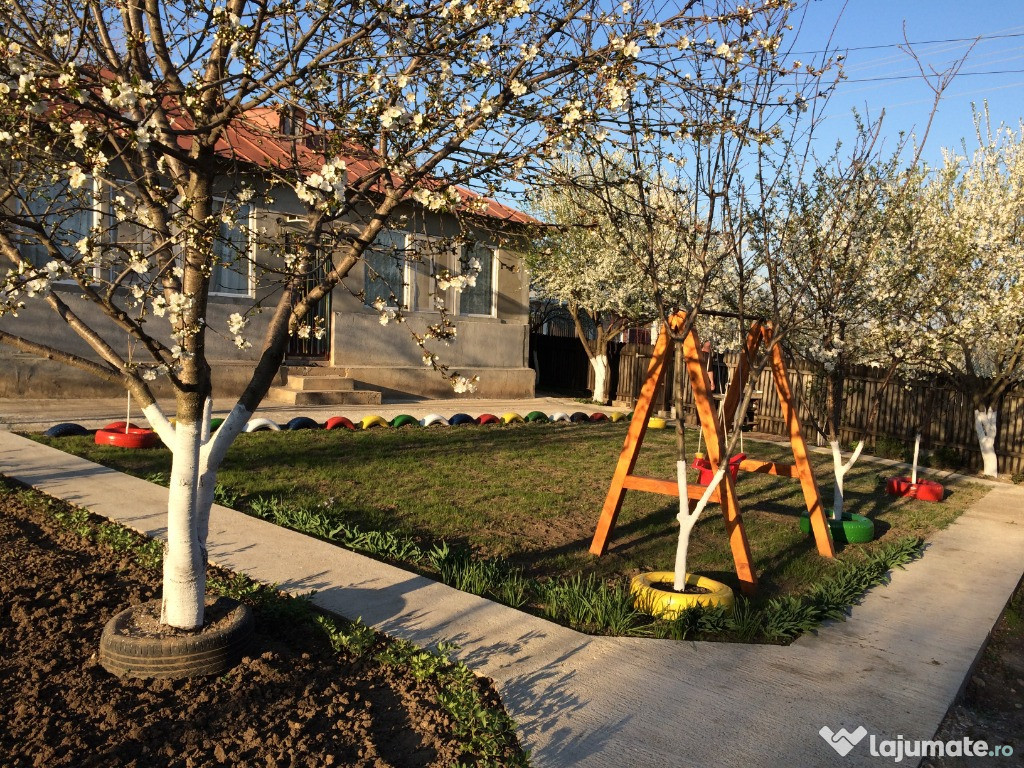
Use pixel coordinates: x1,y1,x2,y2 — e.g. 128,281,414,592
477,413,500,425
95,428,159,449
102,421,142,432
325,416,356,430
886,476,944,502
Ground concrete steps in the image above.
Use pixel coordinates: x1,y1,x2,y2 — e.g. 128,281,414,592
265,366,381,406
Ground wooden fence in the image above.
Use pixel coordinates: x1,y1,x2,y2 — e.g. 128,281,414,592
615,344,1024,476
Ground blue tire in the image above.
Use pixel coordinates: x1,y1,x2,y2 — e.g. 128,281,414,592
285,416,320,431
44,422,90,438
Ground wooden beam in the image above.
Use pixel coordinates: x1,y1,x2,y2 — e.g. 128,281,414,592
763,324,836,558
737,459,799,478
682,326,757,595
623,474,722,503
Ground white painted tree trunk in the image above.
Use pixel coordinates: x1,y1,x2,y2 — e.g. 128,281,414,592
591,353,609,404
673,461,726,591
144,402,251,630
974,408,999,478
911,432,921,484
161,419,206,629
829,439,864,521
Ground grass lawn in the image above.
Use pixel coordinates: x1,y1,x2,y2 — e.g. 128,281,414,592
37,422,986,611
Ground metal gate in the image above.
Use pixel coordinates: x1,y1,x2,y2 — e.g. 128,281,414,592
286,247,332,360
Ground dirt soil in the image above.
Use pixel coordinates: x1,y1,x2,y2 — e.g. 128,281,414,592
0,483,524,768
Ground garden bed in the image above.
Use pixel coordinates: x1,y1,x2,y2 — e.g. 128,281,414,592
0,477,527,768
36,422,988,642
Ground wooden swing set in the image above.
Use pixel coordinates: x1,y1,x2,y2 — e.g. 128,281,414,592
590,311,836,595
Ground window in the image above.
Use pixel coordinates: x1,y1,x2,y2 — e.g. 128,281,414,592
364,230,408,308
458,243,495,316
20,182,93,268
211,203,252,296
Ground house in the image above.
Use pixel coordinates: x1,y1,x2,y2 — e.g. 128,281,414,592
0,107,538,403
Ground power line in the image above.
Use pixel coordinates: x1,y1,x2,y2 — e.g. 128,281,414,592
790,30,1024,56
841,67,1024,84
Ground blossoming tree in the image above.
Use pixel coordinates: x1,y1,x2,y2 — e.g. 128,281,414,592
0,0,703,631
907,113,1024,477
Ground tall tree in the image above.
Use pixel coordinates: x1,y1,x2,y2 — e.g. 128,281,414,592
0,0,696,630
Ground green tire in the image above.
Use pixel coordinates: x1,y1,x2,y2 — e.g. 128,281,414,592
799,511,874,544
390,414,420,428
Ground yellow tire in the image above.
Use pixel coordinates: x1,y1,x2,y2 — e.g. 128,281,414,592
360,414,389,430
501,411,525,424
648,417,668,429
608,412,629,423
630,571,734,619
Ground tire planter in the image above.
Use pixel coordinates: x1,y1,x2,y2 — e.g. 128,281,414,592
799,511,874,544
324,416,356,431
449,413,476,426
44,422,90,438
243,418,280,432
419,413,449,427
390,414,420,428
102,421,142,432
549,412,571,423
692,453,747,487
589,412,609,422
525,411,549,423
569,411,590,423
285,416,320,431
208,418,224,432
647,417,668,429
885,476,944,503
477,413,500,425
630,571,735,619
99,597,253,680
94,427,159,449
360,414,389,430
608,412,629,423
501,412,525,424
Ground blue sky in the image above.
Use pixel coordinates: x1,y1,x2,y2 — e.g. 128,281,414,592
792,1,1024,165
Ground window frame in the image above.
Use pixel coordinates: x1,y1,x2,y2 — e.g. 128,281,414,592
455,242,497,318
363,229,412,310
208,198,255,298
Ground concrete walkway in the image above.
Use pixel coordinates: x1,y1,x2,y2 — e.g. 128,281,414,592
2,431,1022,767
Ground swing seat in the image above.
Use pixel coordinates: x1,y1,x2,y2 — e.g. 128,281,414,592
692,453,747,486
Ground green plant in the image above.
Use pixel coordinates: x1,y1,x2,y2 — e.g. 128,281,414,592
315,614,377,658
872,435,909,462
1011,471,1024,485
213,484,241,508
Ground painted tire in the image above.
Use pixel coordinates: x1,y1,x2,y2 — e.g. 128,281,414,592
285,416,320,431
569,411,589,423
390,414,420,428
243,418,280,433
608,412,629,423
477,413,500,425
501,412,525,424
324,416,356,431
209,418,224,432
799,511,874,544
549,412,571,423
44,422,89,438
94,428,159,449
419,413,450,427
647,417,667,429
102,421,142,432
885,476,944,503
360,414,389,430
589,412,609,422
630,571,735,619
99,597,253,679
449,413,476,426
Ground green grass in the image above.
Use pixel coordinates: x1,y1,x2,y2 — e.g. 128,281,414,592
35,422,986,639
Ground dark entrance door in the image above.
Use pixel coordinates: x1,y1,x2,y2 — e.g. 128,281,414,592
286,246,332,360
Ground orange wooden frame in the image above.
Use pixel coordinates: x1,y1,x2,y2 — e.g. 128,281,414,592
589,312,835,596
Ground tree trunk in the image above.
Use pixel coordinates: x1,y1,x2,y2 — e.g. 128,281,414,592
974,407,999,477
591,353,610,404
673,461,725,591
829,439,864,521
911,432,921,484
161,418,207,629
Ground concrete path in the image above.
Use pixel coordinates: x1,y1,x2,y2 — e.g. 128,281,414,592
2,431,1022,767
